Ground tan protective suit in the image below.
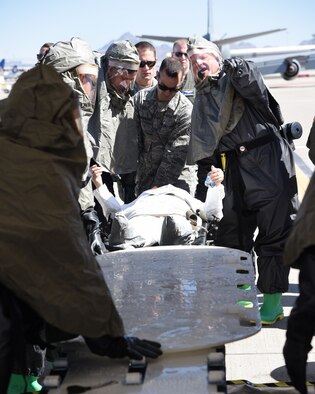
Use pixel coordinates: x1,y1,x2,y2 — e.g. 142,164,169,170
0,65,124,338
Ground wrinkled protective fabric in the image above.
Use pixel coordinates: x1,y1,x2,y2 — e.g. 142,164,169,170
95,185,204,249
187,36,222,61
42,37,100,211
41,37,98,74
285,120,315,265
283,248,315,394
284,172,315,266
134,86,197,195
42,37,99,167
88,54,138,174
160,215,197,246
204,184,225,220
283,119,315,385
191,58,298,294
105,40,140,68
0,65,124,337
187,74,245,164
0,298,12,391
306,118,315,165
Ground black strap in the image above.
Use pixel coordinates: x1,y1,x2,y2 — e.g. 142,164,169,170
225,132,277,156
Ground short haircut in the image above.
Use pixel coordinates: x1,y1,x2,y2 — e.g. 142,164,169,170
172,38,188,52
159,57,184,78
135,41,156,57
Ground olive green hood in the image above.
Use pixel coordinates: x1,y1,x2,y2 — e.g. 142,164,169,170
0,65,124,337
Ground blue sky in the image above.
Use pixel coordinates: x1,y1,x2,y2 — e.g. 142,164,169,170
1,0,314,64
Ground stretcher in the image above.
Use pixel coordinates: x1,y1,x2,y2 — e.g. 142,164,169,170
45,245,261,393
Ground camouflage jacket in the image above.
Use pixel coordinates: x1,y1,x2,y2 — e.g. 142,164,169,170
134,86,196,196
180,69,195,104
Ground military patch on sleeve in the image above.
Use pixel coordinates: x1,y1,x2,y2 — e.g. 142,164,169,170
182,89,195,96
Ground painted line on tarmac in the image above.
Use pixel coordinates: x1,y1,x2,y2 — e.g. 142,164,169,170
227,379,315,388
294,153,313,200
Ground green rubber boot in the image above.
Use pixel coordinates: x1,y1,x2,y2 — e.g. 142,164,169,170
237,284,253,308
7,373,42,393
260,293,284,325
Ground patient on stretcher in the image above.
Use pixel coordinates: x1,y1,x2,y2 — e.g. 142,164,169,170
91,165,224,250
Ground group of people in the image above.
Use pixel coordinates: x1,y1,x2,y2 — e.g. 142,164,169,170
0,33,312,394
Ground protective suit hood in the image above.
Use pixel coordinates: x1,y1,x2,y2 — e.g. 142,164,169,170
105,40,140,70
0,65,124,338
1,64,84,154
42,37,98,164
187,35,222,60
42,37,98,73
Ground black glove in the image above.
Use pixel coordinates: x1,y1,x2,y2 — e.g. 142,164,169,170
84,335,162,360
81,208,107,256
223,57,243,74
90,231,106,256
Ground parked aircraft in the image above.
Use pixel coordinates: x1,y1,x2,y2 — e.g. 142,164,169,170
0,59,32,81
233,46,315,80
138,0,315,80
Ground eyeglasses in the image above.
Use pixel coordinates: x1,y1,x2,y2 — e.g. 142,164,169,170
158,83,181,93
174,51,188,58
139,60,156,68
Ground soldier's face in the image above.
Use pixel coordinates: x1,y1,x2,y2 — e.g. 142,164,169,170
108,66,137,94
172,42,189,74
156,70,183,102
78,73,98,105
190,52,220,81
136,48,156,84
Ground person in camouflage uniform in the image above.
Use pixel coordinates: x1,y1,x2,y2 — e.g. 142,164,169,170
171,38,195,105
134,41,157,93
134,57,196,196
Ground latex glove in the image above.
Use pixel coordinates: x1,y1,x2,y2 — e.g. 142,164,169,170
208,165,224,186
84,335,162,360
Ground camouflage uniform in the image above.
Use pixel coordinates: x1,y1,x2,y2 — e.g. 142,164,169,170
180,69,195,104
134,86,196,196
134,77,157,93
